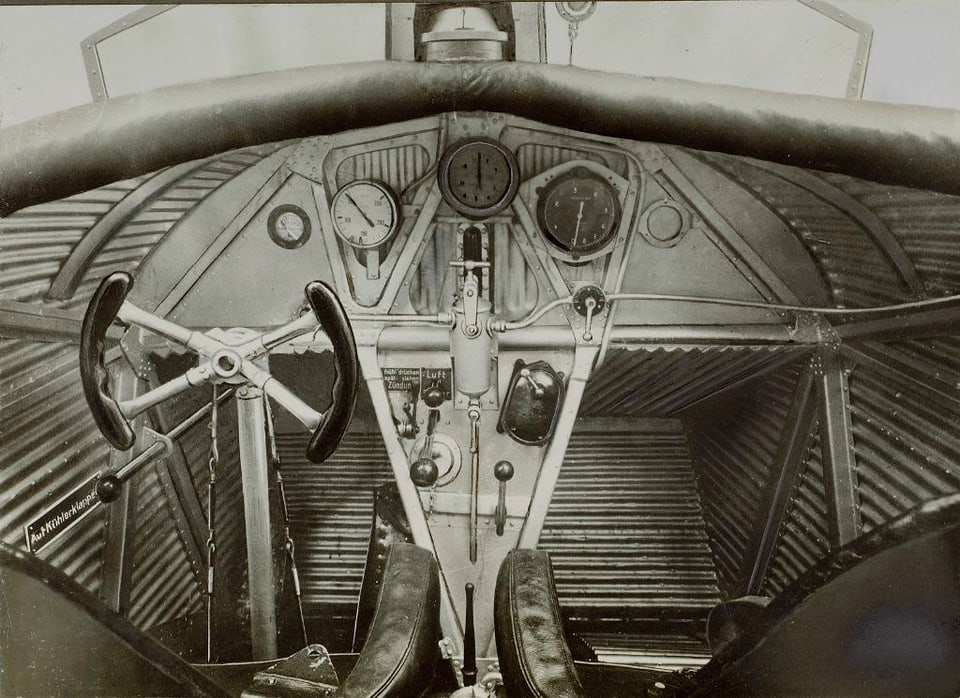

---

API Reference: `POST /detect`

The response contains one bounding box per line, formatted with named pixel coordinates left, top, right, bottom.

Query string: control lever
left=410, top=409, right=441, bottom=488
left=518, top=368, right=545, bottom=397
left=462, top=583, right=478, bottom=687
left=493, top=460, right=514, bottom=536
left=572, top=284, right=607, bottom=343
left=468, top=400, right=481, bottom=563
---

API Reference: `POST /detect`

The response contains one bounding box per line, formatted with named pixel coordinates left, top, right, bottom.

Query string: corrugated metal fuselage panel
left=540, top=423, right=721, bottom=657
left=582, top=346, right=808, bottom=417
left=818, top=172, right=960, bottom=295
left=848, top=339, right=960, bottom=531
left=274, top=432, right=394, bottom=616
left=682, top=361, right=804, bottom=597
left=0, top=340, right=109, bottom=596
left=763, top=430, right=830, bottom=596
left=695, top=151, right=914, bottom=308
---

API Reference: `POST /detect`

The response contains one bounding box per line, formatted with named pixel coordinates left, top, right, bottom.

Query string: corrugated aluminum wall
left=681, top=361, right=804, bottom=597
left=847, top=339, right=960, bottom=531
left=762, top=430, right=829, bottom=596
left=275, top=432, right=393, bottom=615
left=699, top=152, right=913, bottom=307
left=582, top=347, right=807, bottom=417
left=0, top=339, right=110, bottom=594
left=539, top=425, right=720, bottom=659
left=820, top=173, right=960, bottom=295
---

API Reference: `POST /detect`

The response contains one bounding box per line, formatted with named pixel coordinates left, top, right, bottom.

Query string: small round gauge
left=438, top=138, right=520, bottom=220
left=267, top=204, right=311, bottom=249
left=331, top=181, right=399, bottom=249
left=537, top=168, right=620, bottom=259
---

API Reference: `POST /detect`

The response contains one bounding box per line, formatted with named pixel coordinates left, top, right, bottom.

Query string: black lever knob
left=423, top=383, right=445, bottom=409
left=410, top=458, right=439, bottom=488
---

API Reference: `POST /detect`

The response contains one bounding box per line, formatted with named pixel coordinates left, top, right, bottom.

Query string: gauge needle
left=345, top=193, right=376, bottom=227
left=572, top=201, right=585, bottom=249
left=477, top=153, right=482, bottom=188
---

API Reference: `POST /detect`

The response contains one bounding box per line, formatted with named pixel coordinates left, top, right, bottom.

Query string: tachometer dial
left=537, top=168, right=620, bottom=259
left=438, top=138, right=520, bottom=220
left=331, top=180, right=399, bottom=249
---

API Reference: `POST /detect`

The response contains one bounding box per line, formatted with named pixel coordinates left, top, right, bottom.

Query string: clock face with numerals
left=331, top=180, right=399, bottom=249
left=438, top=139, right=520, bottom=220
left=537, top=168, right=620, bottom=259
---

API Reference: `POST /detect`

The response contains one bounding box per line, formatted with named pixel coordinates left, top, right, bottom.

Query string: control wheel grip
left=304, top=280, right=358, bottom=463
left=80, top=272, right=136, bottom=450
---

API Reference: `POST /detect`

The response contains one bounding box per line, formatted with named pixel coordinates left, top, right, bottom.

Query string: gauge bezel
left=536, top=167, right=621, bottom=260
left=331, top=180, right=400, bottom=249
left=267, top=204, right=311, bottom=249
left=438, top=138, right=520, bottom=220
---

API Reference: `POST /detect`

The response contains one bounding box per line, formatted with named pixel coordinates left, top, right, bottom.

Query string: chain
left=205, top=384, right=220, bottom=663
left=264, top=399, right=309, bottom=647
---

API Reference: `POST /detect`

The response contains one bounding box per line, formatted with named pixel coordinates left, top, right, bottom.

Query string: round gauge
left=537, top=168, right=620, bottom=259
left=331, top=181, right=399, bottom=249
left=438, top=138, right=520, bottom=220
left=267, top=204, right=311, bottom=249
left=555, top=1, right=597, bottom=24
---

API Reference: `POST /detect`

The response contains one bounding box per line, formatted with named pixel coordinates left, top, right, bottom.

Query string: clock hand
left=345, top=193, right=376, bottom=227
left=572, top=201, right=585, bottom=249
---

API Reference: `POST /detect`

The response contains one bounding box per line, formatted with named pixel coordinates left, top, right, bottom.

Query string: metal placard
left=24, top=473, right=102, bottom=553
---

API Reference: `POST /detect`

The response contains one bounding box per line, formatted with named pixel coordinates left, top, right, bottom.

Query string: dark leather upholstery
left=690, top=494, right=960, bottom=697
left=494, top=549, right=586, bottom=698
left=4, top=61, right=960, bottom=217
left=338, top=543, right=440, bottom=698
left=353, top=484, right=414, bottom=652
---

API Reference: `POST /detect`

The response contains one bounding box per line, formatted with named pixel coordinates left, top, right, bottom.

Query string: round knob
left=410, top=458, right=439, bottom=487
left=96, top=474, right=122, bottom=503
left=423, top=384, right=445, bottom=409
left=494, top=460, right=515, bottom=482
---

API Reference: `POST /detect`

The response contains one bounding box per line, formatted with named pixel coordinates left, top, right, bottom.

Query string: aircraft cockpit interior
left=1, top=3, right=959, bottom=697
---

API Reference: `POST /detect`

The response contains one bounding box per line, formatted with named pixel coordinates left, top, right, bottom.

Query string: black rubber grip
left=80, top=272, right=136, bottom=450
left=304, top=280, right=358, bottom=464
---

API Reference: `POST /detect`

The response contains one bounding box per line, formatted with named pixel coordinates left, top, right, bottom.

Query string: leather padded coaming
left=337, top=543, right=440, bottom=698
left=494, top=549, right=586, bottom=698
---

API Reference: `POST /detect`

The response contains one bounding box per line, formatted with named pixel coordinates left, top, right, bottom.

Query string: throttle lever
left=304, top=280, right=359, bottom=464
left=80, top=272, right=136, bottom=450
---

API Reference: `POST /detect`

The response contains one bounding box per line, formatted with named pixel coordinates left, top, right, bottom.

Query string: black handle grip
left=80, top=272, right=136, bottom=450
left=304, top=280, right=358, bottom=464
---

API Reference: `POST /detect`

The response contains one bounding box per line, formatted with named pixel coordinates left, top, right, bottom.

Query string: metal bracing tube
left=119, top=365, right=210, bottom=419
left=118, top=301, right=222, bottom=355
left=606, top=292, right=960, bottom=316
left=236, top=387, right=279, bottom=660
left=107, top=389, right=234, bottom=495
left=519, top=345, right=599, bottom=548
left=113, top=441, right=167, bottom=483
left=242, top=312, right=321, bottom=358
left=239, top=360, right=322, bottom=430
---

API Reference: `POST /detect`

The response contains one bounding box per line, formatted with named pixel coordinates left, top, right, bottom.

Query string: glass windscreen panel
left=95, top=4, right=386, bottom=99
left=546, top=1, right=861, bottom=98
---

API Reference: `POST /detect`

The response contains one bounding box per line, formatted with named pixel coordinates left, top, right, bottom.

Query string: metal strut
left=265, top=399, right=310, bottom=647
